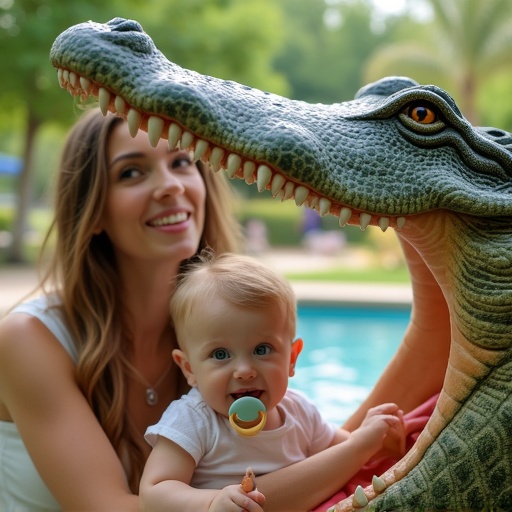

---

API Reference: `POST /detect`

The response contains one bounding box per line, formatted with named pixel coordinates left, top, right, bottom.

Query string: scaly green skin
left=50, top=18, right=512, bottom=511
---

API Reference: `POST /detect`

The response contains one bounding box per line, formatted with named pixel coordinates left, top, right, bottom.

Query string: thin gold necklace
left=130, top=362, right=174, bottom=406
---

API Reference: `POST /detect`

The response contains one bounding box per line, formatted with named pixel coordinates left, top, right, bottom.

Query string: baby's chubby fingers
left=368, top=402, right=401, bottom=416
left=238, top=493, right=265, bottom=512
left=246, top=488, right=266, bottom=507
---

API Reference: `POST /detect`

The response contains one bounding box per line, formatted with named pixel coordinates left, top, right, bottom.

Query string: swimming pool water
left=289, top=305, right=411, bottom=424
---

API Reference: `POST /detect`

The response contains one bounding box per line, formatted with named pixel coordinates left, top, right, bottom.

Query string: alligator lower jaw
left=56, top=67, right=408, bottom=232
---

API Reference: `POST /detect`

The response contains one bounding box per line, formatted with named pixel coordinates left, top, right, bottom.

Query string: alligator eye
left=399, top=102, right=446, bottom=134
left=408, top=105, right=436, bottom=124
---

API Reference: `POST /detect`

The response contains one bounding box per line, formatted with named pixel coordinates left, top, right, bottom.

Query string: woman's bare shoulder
left=0, top=311, right=75, bottom=384
left=0, top=310, right=58, bottom=347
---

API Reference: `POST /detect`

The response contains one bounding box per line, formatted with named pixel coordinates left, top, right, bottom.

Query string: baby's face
left=174, top=298, right=298, bottom=424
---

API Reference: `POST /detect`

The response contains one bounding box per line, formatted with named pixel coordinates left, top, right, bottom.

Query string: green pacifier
left=229, top=396, right=267, bottom=436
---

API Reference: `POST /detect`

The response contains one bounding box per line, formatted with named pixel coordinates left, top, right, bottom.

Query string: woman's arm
left=0, top=314, right=138, bottom=511
left=343, top=237, right=449, bottom=431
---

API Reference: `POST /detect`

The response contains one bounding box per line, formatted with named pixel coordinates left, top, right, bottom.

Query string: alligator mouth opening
left=56, top=68, right=442, bottom=511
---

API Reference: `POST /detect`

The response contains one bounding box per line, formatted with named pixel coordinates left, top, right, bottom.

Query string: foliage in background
left=273, top=0, right=416, bottom=103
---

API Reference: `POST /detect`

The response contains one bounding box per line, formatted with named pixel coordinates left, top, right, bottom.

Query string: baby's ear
left=289, top=338, right=304, bottom=377
left=172, top=349, right=196, bottom=387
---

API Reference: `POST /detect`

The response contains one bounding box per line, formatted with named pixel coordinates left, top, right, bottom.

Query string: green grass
left=284, top=265, right=411, bottom=283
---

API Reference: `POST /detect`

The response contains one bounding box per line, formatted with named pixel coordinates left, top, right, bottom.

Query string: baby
left=140, top=251, right=404, bottom=512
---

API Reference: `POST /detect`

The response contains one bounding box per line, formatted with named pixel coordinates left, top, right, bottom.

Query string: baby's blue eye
left=254, top=344, right=272, bottom=356
left=212, top=348, right=230, bottom=360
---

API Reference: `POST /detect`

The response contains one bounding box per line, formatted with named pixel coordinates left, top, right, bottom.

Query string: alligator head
left=50, top=18, right=512, bottom=511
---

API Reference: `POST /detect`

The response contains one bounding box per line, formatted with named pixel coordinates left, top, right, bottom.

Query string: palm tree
left=363, top=0, right=512, bottom=124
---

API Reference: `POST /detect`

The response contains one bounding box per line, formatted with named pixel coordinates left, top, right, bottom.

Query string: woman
left=0, top=108, right=243, bottom=511
left=0, top=108, right=436, bottom=512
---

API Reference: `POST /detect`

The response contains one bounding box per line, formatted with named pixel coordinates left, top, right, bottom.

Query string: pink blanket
left=313, top=393, right=439, bottom=511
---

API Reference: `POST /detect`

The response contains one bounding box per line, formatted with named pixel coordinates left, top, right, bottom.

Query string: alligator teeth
left=226, top=153, right=241, bottom=178
left=127, top=108, right=141, bottom=138
left=168, top=123, right=182, bottom=149
left=294, top=186, right=309, bottom=206
left=114, top=95, right=125, bottom=115
left=257, top=165, right=272, bottom=192
left=309, top=195, right=319, bottom=209
left=282, top=181, right=295, bottom=201
left=79, top=76, right=91, bottom=94
left=318, top=197, right=331, bottom=216
left=378, top=217, right=390, bottom=232
left=352, top=485, right=369, bottom=508
left=98, top=87, right=111, bottom=116
left=339, top=207, right=352, bottom=227
left=148, top=116, right=164, bottom=147
left=195, top=139, right=209, bottom=161
left=271, top=174, right=286, bottom=196
left=359, top=212, right=372, bottom=230
left=397, top=216, right=406, bottom=228
left=372, top=475, right=386, bottom=493
left=57, top=68, right=64, bottom=88
left=69, top=71, right=78, bottom=88
left=180, top=131, right=194, bottom=150
left=243, top=161, right=256, bottom=184
left=210, top=147, right=224, bottom=172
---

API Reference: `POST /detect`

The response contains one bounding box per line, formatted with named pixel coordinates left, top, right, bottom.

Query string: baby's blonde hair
left=171, top=251, right=297, bottom=343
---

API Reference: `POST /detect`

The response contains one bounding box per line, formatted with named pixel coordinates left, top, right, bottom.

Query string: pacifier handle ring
left=229, top=410, right=267, bottom=436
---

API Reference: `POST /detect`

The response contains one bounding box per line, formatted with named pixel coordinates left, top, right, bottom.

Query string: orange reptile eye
left=408, top=105, right=437, bottom=124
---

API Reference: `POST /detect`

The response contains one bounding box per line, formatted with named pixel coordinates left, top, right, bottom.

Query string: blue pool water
left=289, top=305, right=411, bottom=424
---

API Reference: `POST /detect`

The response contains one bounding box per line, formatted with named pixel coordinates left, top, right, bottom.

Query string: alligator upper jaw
left=55, top=67, right=411, bottom=234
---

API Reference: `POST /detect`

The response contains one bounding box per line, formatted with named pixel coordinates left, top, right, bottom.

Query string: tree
left=362, top=0, right=512, bottom=125
left=272, top=0, right=394, bottom=103
left=0, top=1, right=131, bottom=262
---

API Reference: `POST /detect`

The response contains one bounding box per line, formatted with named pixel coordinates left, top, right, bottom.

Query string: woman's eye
left=211, top=348, right=230, bottom=360
left=119, top=167, right=143, bottom=180
left=254, top=344, right=272, bottom=356
left=171, top=156, right=193, bottom=170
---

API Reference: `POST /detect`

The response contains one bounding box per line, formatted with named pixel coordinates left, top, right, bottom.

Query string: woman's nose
left=152, top=168, right=185, bottom=200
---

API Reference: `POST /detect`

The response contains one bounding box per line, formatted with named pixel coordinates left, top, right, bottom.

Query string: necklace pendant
left=146, top=387, right=158, bottom=406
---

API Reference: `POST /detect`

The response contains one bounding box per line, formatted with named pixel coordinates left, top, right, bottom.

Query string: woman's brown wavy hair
left=37, top=107, right=242, bottom=492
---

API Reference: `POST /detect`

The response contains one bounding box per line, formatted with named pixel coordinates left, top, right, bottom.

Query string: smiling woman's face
left=97, top=121, right=206, bottom=267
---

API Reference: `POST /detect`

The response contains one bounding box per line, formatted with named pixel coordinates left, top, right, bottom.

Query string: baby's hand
left=355, top=403, right=405, bottom=460
left=380, top=406, right=405, bottom=459
left=208, top=483, right=265, bottom=512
